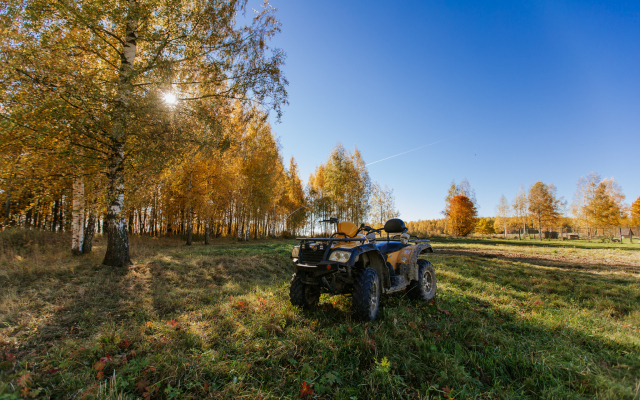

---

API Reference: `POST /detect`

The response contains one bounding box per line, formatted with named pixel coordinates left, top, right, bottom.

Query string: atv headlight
left=291, top=245, right=300, bottom=259
left=329, top=250, right=351, bottom=263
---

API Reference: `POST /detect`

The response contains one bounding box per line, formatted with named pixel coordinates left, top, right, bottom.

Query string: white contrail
left=366, top=138, right=451, bottom=166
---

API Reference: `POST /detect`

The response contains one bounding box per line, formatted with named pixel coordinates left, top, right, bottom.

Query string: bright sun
left=163, top=93, right=177, bottom=104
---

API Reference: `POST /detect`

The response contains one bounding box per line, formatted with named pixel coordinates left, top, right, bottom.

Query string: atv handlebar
left=358, top=223, right=381, bottom=235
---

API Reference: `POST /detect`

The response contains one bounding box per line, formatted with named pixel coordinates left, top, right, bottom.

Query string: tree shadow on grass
left=403, top=292, right=640, bottom=399
left=1, top=240, right=295, bottom=349
left=146, top=243, right=294, bottom=317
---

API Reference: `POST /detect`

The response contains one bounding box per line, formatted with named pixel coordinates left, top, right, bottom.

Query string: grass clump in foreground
left=0, top=229, right=639, bottom=399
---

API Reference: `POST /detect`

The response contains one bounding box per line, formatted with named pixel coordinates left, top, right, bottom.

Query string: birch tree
left=369, top=183, right=399, bottom=228
left=587, top=182, right=622, bottom=232
left=528, top=182, right=564, bottom=240
left=3, top=0, right=288, bottom=266
left=443, top=178, right=477, bottom=217
left=495, top=194, right=510, bottom=238
left=572, top=173, right=600, bottom=236
left=572, top=173, right=626, bottom=237
left=285, top=158, right=306, bottom=236
left=71, top=175, right=85, bottom=254
left=512, top=185, right=528, bottom=239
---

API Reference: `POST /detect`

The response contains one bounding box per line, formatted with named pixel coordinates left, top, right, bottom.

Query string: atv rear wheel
left=352, top=267, right=381, bottom=321
left=408, top=259, right=436, bottom=301
left=289, top=272, right=320, bottom=309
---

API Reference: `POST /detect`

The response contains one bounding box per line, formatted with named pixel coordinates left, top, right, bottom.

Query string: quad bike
left=289, top=218, right=436, bottom=321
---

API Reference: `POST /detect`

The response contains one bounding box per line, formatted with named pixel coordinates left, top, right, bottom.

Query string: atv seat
left=334, top=221, right=359, bottom=238
left=375, top=241, right=407, bottom=255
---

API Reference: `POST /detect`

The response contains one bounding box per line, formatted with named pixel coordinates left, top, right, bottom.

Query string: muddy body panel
left=393, top=242, right=433, bottom=281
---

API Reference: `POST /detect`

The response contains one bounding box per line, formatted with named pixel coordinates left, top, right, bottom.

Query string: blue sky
left=260, top=0, right=640, bottom=221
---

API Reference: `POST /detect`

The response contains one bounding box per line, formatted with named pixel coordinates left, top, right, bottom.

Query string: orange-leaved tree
left=446, top=195, right=477, bottom=236
left=587, top=182, right=622, bottom=231
left=631, top=195, right=640, bottom=226
left=528, top=182, right=564, bottom=240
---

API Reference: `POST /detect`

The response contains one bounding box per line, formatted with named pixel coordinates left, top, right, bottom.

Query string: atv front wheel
left=352, top=267, right=381, bottom=321
left=289, top=272, right=320, bottom=309
left=408, top=259, right=437, bottom=301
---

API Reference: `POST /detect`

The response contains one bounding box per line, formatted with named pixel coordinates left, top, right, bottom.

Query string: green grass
left=0, top=229, right=639, bottom=399
left=432, top=236, right=640, bottom=250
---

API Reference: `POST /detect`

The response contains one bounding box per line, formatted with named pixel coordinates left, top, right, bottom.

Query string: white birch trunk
left=186, top=172, right=193, bottom=245
left=71, top=176, right=85, bottom=255
left=83, top=212, right=97, bottom=253
left=102, top=5, right=137, bottom=267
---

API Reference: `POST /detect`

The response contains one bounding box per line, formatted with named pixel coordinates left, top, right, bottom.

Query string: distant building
left=620, top=228, right=634, bottom=239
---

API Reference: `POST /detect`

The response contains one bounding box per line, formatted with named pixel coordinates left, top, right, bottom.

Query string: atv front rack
left=295, top=237, right=367, bottom=266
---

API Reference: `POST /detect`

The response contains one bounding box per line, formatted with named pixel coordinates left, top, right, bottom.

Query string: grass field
left=1, top=229, right=639, bottom=399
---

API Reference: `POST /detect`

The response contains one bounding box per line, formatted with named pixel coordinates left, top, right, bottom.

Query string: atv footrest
left=391, top=275, right=406, bottom=286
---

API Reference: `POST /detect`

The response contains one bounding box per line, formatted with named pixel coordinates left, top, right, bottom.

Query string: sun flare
left=163, top=93, right=177, bottom=104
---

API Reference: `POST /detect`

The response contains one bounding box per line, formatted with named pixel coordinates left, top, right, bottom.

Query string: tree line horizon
left=411, top=174, right=640, bottom=240
left=2, top=0, right=639, bottom=270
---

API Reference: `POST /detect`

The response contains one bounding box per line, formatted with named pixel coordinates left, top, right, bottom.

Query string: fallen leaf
left=136, top=377, right=150, bottom=394
left=17, top=373, right=31, bottom=388
left=299, top=381, right=314, bottom=398
left=94, top=361, right=105, bottom=372
left=439, top=308, right=452, bottom=316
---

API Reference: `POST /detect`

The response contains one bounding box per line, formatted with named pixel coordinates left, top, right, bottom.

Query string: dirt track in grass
left=436, top=244, right=640, bottom=274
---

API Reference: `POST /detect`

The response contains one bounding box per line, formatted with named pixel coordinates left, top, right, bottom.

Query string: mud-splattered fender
left=396, top=243, right=433, bottom=281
